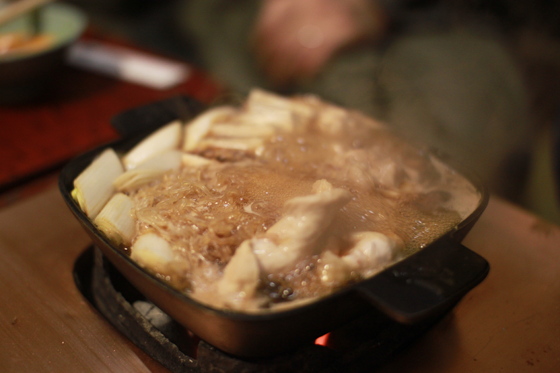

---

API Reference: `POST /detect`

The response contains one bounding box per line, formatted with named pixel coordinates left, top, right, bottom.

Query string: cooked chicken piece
left=250, top=237, right=303, bottom=275
left=311, top=179, right=335, bottom=194
left=217, top=240, right=260, bottom=308
left=374, top=161, right=402, bottom=189
left=348, top=111, right=384, bottom=130
left=400, top=161, right=441, bottom=193
left=253, top=180, right=352, bottom=274
left=184, top=106, right=238, bottom=151
left=315, top=104, right=352, bottom=136
left=319, top=250, right=352, bottom=287
left=333, top=147, right=440, bottom=193
left=331, top=149, right=404, bottom=189
left=342, top=232, right=401, bottom=278
left=299, top=94, right=384, bottom=134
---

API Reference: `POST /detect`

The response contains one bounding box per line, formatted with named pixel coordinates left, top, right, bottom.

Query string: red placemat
left=0, top=31, right=223, bottom=191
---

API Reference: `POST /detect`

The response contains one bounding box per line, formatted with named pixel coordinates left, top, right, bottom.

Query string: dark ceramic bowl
left=59, top=96, right=489, bottom=357
left=0, top=3, right=87, bottom=103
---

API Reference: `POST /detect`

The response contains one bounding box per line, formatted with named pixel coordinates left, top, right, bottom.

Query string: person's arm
left=252, top=0, right=388, bottom=87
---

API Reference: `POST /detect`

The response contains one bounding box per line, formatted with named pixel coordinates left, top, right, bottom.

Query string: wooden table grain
left=0, top=187, right=170, bottom=373
left=1, top=186, right=559, bottom=372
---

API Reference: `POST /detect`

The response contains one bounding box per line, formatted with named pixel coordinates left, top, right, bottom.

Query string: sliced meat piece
left=254, top=180, right=352, bottom=274
left=342, top=231, right=401, bottom=278
left=217, top=240, right=260, bottom=308
left=319, top=250, right=352, bottom=287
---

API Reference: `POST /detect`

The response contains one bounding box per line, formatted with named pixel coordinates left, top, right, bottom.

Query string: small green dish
left=0, top=2, right=87, bottom=103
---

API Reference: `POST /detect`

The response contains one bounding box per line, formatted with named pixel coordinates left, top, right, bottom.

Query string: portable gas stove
left=74, top=247, right=440, bottom=373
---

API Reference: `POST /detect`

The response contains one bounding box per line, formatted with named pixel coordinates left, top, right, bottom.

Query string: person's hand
left=252, top=0, right=386, bottom=87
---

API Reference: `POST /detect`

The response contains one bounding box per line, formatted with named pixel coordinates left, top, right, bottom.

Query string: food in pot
left=0, top=32, right=54, bottom=56
left=72, top=89, right=481, bottom=312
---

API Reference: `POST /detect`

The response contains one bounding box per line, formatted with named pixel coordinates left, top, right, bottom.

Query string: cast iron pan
left=60, top=96, right=490, bottom=357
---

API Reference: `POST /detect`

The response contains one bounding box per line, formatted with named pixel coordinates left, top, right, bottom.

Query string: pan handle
left=110, top=96, right=204, bottom=137
left=355, top=237, right=489, bottom=324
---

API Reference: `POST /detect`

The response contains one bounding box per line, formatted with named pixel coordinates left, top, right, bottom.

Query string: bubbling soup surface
left=121, top=90, right=480, bottom=312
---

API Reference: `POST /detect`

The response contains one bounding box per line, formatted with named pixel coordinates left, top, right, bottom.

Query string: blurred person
left=251, top=0, right=387, bottom=87
left=176, top=0, right=534, bottom=199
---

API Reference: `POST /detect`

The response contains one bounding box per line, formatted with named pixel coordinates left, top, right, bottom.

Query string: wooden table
left=1, top=187, right=559, bottom=372
left=0, top=187, right=170, bottom=372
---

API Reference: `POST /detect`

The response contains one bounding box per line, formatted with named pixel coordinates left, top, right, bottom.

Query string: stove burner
left=73, top=247, right=438, bottom=373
